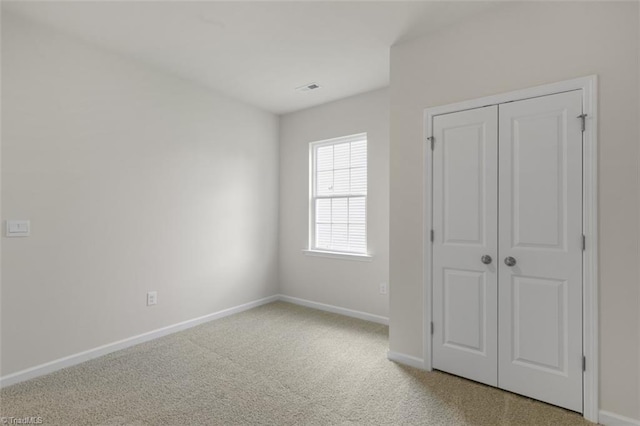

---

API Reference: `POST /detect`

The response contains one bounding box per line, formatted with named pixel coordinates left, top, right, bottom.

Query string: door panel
left=443, top=268, right=486, bottom=354
left=498, top=91, right=583, bottom=412
left=432, top=106, right=498, bottom=386
left=512, top=112, right=566, bottom=249
left=442, top=124, right=487, bottom=246
left=511, top=276, right=568, bottom=374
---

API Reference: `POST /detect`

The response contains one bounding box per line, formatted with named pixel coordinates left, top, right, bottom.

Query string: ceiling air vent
left=295, top=82, right=321, bottom=92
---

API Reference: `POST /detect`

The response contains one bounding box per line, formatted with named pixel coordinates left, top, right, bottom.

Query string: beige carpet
left=1, top=301, right=593, bottom=425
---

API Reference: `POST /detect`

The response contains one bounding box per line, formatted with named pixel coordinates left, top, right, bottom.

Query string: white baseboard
left=277, top=294, right=389, bottom=325
left=387, top=351, right=426, bottom=370
left=0, top=295, right=279, bottom=388
left=5, top=292, right=630, bottom=426
left=1, top=294, right=387, bottom=388
left=599, top=411, right=640, bottom=426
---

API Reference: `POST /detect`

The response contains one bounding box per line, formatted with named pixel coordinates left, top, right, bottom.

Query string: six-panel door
left=431, top=91, right=584, bottom=413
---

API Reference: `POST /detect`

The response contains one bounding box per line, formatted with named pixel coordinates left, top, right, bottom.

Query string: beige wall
left=279, top=89, right=389, bottom=317
left=1, top=13, right=279, bottom=376
left=389, top=1, right=639, bottom=420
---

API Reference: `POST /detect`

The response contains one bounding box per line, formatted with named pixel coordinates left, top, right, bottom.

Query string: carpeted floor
left=1, top=301, right=593, bottom=425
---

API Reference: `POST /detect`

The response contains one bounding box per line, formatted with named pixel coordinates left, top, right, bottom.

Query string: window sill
left=303, top=249, right=372, bottom=262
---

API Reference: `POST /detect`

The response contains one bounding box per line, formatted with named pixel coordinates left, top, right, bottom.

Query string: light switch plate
left=6, top=220, right=30, bottom=237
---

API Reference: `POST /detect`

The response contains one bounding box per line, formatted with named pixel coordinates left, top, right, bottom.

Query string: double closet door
left=431, top=90, right=584, bottom=412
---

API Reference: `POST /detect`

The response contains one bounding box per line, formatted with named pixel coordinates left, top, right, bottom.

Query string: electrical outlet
left=379, top=282, right=388, bottom=295
left=147, top=291, right=158, bottom=306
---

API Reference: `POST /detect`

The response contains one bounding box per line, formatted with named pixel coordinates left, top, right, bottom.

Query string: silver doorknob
left=504, top=256, right=517, bottom=267
left=481, top=255, right=492, bottom=265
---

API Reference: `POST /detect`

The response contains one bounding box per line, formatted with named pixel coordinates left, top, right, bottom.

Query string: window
left=310, top=133, right=367, bottom=255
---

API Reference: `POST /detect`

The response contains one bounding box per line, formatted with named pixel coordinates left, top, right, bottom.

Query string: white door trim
left=422, top=75, right=598, bottom=422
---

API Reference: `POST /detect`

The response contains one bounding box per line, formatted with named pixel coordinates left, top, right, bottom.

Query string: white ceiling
left=3, top=1, right=499, bottom=114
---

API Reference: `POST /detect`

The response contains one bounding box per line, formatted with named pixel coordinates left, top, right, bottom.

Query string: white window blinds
left=310, top=134, right=367, bottom=254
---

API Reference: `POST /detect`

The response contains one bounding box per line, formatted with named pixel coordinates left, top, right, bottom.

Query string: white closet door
left=497, top=90, right=583, bottom=412
left=432, top=106, right=498, bottom=386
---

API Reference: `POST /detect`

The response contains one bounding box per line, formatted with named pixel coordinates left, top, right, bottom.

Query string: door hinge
left=578, top=114, right=587, bottom=132
left=431, top=322, right=434, bottom=335
left=430, top=230, right=434, bottom=242
left=582, top=356, right=586, bottom=372
left=427, top=136, right=435, bottom=150
left=582, top=234, right=586, bottom=251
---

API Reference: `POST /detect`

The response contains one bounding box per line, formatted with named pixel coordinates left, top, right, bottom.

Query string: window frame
left=307, top=133, right=370, bottom=259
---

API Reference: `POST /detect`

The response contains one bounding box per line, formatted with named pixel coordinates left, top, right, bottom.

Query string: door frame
left=422, top=75, right=598, bottom=422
